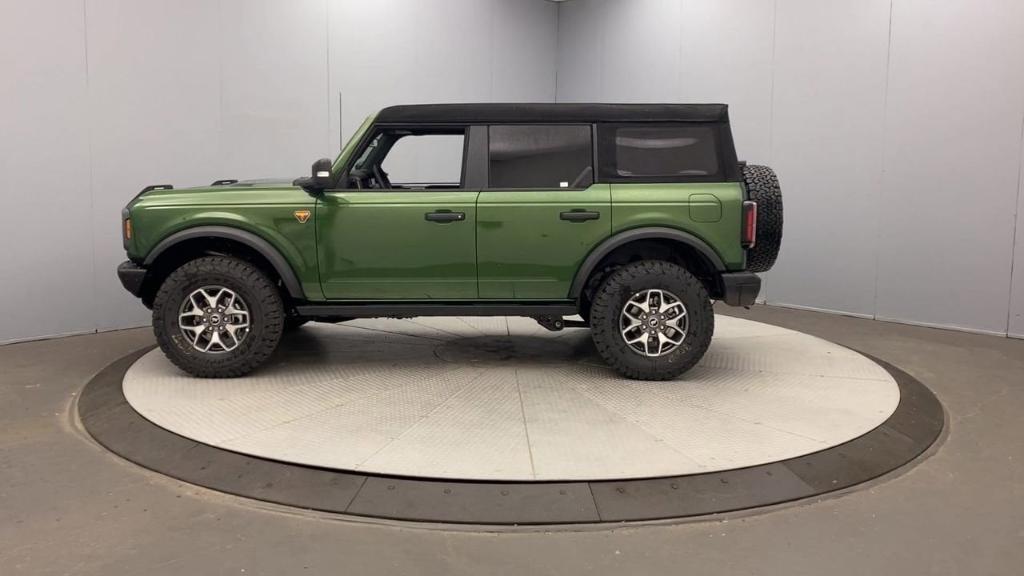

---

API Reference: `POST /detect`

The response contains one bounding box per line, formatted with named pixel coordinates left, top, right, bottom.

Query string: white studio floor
left=123, top=315, right=900, bottom=481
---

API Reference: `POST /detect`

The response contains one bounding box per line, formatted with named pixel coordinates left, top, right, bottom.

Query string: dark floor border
left=78, top=347, right=944, bottom=525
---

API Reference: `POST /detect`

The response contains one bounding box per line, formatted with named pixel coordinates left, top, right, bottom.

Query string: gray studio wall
left=4, top=0, right=1022, bottom=343
left=556, top=0, right=1024, bottom=338
left=0, top=0, right=557, bottom=344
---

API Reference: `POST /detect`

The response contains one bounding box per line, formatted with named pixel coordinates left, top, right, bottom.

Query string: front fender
left=143, top=225, right=307, bottom=299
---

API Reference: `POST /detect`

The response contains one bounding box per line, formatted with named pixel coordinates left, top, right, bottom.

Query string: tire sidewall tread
left=743, top=164, right=783, bottom=273
left=152, top=256, right=284, bottom=378
left=590, top=260, right=714, bottom=381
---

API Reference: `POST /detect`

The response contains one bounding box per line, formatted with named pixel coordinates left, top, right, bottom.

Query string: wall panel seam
left=82, top=0, right=99, bottom=335
left=325, top=0, right=332, bottom=153
left=871, top=0, right=896, bottom=322
left=1007, top=113, right=1024, bottom=333
left=766, top=0, right=778, bottom=167
left=554, top=0, right=562, bottom=100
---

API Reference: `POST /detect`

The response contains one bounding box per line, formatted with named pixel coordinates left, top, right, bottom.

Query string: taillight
left=124, top=218, right=133, bottom=241
left=742, top=201, right=757, bottom=248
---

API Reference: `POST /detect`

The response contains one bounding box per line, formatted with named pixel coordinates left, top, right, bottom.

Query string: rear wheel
left=590, top=261, right=714, bottom=380
left=152, top=256, right=285, bottom=378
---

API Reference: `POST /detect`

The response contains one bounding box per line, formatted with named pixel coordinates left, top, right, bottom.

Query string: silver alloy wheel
left=178, top=286, right=251, bottom=353
left=619, top=288, right=688, bottom=357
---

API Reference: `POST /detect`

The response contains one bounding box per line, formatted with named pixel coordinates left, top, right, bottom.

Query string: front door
left=476, top=124, right=611, bottom=299
left=317, top=127, right=479, bottom=299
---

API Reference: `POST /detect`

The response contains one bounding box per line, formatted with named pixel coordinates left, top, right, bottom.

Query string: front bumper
left=719, top=272, right=761, bottom=307
left=117, top=261, right=147, bottom=298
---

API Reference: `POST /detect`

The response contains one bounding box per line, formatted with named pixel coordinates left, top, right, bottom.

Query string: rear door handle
left=425, top=210, right=466, bottom=223
left=560, top=209, right=601, bottom=222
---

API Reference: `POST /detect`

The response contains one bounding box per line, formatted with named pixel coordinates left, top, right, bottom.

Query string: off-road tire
left=590, top=261, right=714, bottom=380
left=742, top=164, right=783, bottom=272
left=152, top=256, right=285, bottom=378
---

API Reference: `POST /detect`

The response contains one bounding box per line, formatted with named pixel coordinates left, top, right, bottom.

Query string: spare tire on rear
left=742, top=164, right=783, bottom=272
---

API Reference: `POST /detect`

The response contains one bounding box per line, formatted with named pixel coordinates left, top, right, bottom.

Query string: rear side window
left=488, top=125, right=593, bottom=189
left=598, top=124, right=721, bottom=181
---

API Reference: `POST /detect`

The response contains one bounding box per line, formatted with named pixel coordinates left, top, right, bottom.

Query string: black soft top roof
left=376, top=103, right=729, bottom=125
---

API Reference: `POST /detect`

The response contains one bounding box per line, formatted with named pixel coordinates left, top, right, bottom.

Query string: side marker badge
left=294, top=210, right=311, bottom=224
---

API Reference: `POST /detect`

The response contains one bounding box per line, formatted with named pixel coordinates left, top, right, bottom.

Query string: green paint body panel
left=610, top=182, right=746, bottom=271
left=123, top=110, right=749, bottom=305
left=127, top=184, right=323, bottom=299
left=477, top=184, right=611, bottom=299
left=316, top=190, right=480, bottom=299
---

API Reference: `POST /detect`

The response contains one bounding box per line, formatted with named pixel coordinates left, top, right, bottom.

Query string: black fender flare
left=569, top=227, right=726, bottom=299
left=144, top=226, right=305, bottom=299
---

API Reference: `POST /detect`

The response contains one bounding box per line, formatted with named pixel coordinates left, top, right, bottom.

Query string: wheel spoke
left=644, top=334, right=658, bottom=356
left=619, top=288, right=689, bottom=358
left=668, top=313, right=686, bottom=328
left=659, top=330, right=683, bottom=346
left=189, top=292, right=207, bottom=311
left=179, top=286, right=250, bottom=354
left=225, top=322, right=246, bottom=340
left=201, top=289, right=220, bottom=310
left=661, top=300, right=685, bottom=316
left=622, top=329, right=647, bottom=345
left=621, top=308, right=643, bottom=327
left=630, top=297, right=650, bottom=314
left=203, top=330, right=224, bottom=352
left=183, top=324, right=205, bottom=345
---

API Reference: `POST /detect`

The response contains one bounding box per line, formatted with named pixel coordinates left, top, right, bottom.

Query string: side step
left=294, top=302, right=578, bottom=319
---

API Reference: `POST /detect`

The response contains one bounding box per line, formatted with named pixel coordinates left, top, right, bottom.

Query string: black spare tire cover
left=742, top=164, right=783, bottom=273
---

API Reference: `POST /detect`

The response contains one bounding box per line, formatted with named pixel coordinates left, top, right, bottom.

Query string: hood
left=133, top=177, right=297, bottom=199
left=126, top=177, right=304, bottom=209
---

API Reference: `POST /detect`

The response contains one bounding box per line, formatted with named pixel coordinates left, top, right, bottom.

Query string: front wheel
left=590, top=261, right=714, bottom=380
left=152, top=256, right=285, bottom=378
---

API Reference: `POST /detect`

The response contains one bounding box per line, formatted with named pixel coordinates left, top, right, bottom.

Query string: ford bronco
left=117, top=103, right=783, bottom=380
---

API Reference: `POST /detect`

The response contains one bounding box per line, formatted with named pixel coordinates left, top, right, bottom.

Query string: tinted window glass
left=489, top=125, right=593, bottom=189
left=601, top=124, right=720, bottom=180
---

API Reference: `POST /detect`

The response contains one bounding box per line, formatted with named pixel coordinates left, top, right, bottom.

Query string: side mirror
left=293, top=158, right=334, bottom=192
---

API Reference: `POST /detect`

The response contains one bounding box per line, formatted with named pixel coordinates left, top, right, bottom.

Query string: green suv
left=117, top=103, right=782, bottom=380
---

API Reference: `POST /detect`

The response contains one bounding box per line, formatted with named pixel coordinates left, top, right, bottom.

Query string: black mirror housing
left=294, top=158, right=334, bottom=192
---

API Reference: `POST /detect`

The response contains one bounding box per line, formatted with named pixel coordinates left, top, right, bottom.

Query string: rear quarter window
left=598, top=124, right=722, bottom=182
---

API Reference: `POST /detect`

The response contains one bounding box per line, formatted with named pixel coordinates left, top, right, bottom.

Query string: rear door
left=476, top=124, right=611, bottom=299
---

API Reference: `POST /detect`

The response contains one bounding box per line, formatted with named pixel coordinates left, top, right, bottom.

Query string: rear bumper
left=117, top=261, right=147, bottom=298
left=719, top=272, right=761, bottom=307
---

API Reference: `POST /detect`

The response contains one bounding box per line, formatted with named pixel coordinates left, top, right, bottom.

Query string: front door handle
left=560, top=209, right=601, bottom=222
left=425, top=210, right=466, bottom=223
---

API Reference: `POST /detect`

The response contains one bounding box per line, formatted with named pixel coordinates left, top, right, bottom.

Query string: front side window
left=488, top=125, right=593, bottom=189
left=347, top=128, right=465, bottom=190
left=599, top=124, right=721, bottom=181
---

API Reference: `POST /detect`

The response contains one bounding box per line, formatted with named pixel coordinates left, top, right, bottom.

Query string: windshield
left=332, top=113, right=377, bottom=174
